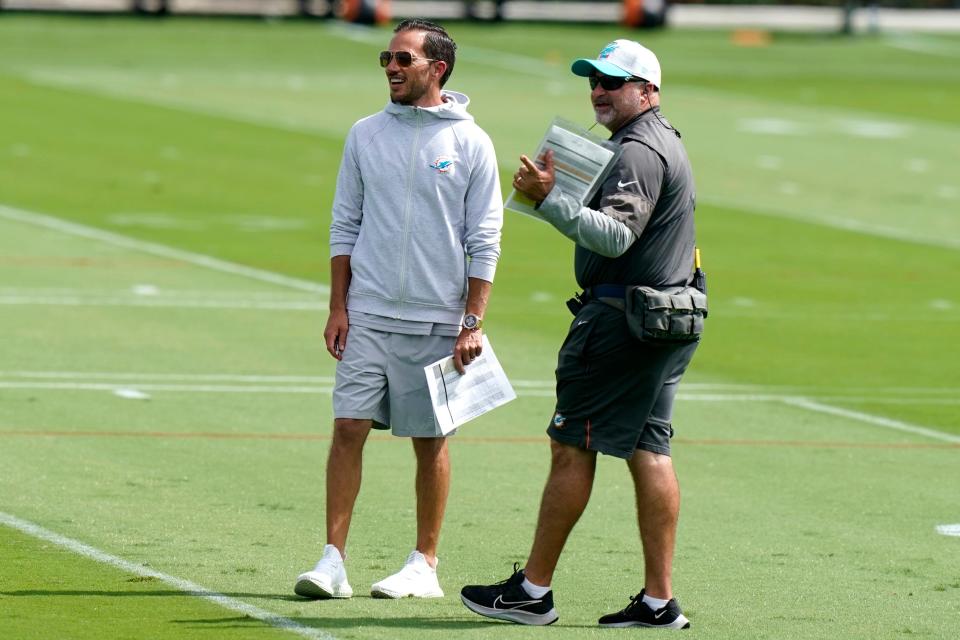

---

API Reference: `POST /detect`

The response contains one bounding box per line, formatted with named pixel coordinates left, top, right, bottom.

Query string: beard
left=389, top=73, right=430, bottom=106
left=593, top=91, right=644, bottom=132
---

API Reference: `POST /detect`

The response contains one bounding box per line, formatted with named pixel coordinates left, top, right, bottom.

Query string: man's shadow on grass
left=1, top=589, right=514, bottom=630
left=174, top=614, right=496, bottom=631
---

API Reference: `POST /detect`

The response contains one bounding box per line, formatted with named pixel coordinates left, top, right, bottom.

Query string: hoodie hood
left=384, top=90, right=474, bottom=121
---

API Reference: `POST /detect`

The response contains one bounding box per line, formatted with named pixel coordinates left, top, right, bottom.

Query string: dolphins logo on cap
left=598, top=42, right=619, bottom=60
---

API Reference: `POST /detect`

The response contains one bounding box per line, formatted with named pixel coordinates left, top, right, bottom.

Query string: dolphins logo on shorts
left=552, top=412, right=566, bottom=429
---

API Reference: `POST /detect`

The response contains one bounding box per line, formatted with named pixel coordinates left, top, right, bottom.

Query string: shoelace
left=491, top=562, right=524, bottom=586
left=623, top=593, right=647, bottom=614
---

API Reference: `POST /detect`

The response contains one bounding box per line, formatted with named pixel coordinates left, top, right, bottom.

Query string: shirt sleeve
left=535, top=142, right=664, bottom=257
left=329, top=127, right=363, bottom=258
left=463, top=130, right=503, bottom=283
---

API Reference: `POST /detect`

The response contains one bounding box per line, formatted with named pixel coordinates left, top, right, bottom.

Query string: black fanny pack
left=586, top=283, right=707, bottom=343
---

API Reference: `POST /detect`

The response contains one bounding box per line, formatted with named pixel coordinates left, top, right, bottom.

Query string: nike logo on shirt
left=617, top=179, right=639, bottom=189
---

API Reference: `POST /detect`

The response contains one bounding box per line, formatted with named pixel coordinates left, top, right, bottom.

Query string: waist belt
left=584, top=283, right=708, bottom=343
left=589, top=284, right=626, bottom=299
left=585, top=284, right=627, bottom=311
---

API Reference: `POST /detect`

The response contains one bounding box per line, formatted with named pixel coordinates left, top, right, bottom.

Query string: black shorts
left=547, top=301, right=699, bottom=459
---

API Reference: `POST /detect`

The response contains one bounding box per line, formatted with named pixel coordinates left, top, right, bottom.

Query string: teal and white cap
left=571, top=39, right=662, bottom=89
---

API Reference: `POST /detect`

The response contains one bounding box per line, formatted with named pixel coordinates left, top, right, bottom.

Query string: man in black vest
left=461, top=39, right=700, bottom=629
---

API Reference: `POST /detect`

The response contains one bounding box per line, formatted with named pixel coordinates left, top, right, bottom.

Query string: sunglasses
left=379, top=50, right=438, bottom=68
left=589, top=75, right=646, bottom=91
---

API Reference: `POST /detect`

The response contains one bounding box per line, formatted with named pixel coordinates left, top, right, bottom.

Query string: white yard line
left=12, top=65, right=958, bottom=250
left=782, top=398, right=960, bottom=444
left=0, top=293, right=325, bottom=310
left=1, top=378, right=958, bottom=407
left=0, top=512, right=335, bottom=640
left=4, top=204, right=956, bottom=441
left=322, top=21, right=562, bottom=74
left=4, top=372, right=960, bottom=397
left=0, top=205, right=328, bottom=295
left=1, top=371, right=338, bottom=383
left=700, top=194, right=960, bottom=252
left=0, top=381, right=333, bottom=394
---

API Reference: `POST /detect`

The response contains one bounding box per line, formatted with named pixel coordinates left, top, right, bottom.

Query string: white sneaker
left=294, top=544, right=353, bottom=599
left=370, top=550, right=444, bottom=599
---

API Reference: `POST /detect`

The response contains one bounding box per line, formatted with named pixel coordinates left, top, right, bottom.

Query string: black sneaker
left=460, top=564, right=559, bottom=626
left=598, top=590, right=691, bottom=629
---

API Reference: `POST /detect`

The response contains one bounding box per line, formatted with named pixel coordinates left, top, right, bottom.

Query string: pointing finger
left=520, top=155, right=540, bottom=173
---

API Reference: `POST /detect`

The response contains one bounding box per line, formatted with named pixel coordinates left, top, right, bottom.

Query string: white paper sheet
left=424, top=335, right=517, bottom=435
left=505, top=117, right=622, bottom=221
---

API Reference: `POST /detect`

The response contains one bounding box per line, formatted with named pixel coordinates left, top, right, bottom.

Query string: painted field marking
left=782, top=398, right=960, bottom=444
left=0, top=292, right=326, bottom=310
left=1, top=371, right=339, bottom=383
left=0, top=205, right=328, bottom=295
left=323, top=22, right=563, bottom=76
left=1, top=429, right=958, bottom=451
left=2, top=378, right=959, bottom=409
left=2, top=372, right=959, bottom=402
left=0, top=381, right=333, bottom=394
left=13, top=66, right=958, bottom=251
left=0, top=512, right=334, bottom=640
left=5, top=372, right=960, bottom=394
left=885, top=34, right=960, bottom=58
left=3, top=205, right=955, bottom=441
left=935, top=524, right=960, bottom=537
left=112, top=388, right=151, bottom=400
left=701, top=194, right=960, bottom=251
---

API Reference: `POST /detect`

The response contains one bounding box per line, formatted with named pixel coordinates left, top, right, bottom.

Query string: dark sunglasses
left=589, top=75, right=645, bottom=91
left=379, top=50, right=438, bottom=68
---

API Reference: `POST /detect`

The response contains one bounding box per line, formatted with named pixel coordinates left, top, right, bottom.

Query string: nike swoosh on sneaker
left=493, top=595, right=542, bottom=609
left=617, top=179, right=639, bottom=189
left=654, top=609, right=669, bottom=619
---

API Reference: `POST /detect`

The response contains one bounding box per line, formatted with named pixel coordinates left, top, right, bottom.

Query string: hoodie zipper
left=395, top=108, right=422, bottom=318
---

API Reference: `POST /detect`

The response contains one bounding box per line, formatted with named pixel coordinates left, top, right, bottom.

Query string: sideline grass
left=1, top=14, right=959, bottom=640
left=2, top=201, right=958, bottom=640
left=0, top=525, right=299, bottom=640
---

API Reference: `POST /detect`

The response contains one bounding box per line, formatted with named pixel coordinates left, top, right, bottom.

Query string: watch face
left=463, top=314, right=480, bottom=330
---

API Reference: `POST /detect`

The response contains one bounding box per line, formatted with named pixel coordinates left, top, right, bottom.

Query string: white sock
left=522, top=577, right=551, bottom=598
left=322, top=544, right=344, bottom=562
left=642, top=593, right=670, bottom=610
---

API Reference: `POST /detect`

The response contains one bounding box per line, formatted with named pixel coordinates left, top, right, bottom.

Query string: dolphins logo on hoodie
left=429, top=156, right=454, bottom=173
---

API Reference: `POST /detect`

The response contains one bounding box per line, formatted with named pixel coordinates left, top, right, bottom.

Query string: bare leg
left=523, top=440, right=597, bottom=586
left=627, top=449, right=680, bottom=599
left=412, top=437, right=450, bottom=568
left=325, top=418, right=373, bottom=556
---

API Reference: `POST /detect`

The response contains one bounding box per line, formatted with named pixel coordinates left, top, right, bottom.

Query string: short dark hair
left=394, top=19, right=456, bottom=87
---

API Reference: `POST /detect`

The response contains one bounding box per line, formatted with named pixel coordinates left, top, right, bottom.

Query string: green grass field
left=1, top=14, right=959, bottom=640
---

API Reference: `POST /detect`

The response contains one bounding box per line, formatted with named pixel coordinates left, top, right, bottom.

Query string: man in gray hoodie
left=294, top=19, right=503, bottom=601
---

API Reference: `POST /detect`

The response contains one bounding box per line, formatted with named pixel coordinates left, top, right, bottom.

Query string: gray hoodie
left=330, top=91, right=503, bottom=326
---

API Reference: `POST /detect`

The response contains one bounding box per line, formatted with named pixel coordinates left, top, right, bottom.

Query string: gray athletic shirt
left=579, top=108, right=696, bottom=288
left=536, top=108, right=697, bottom=289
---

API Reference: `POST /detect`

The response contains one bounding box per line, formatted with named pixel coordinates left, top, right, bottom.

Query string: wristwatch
left=462, top=313, right=483, bottom=331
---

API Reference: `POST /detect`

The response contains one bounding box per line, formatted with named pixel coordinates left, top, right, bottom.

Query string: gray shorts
left=547, top=301, right=698, bottom=459
left=333, top=324, right=456, bottom=438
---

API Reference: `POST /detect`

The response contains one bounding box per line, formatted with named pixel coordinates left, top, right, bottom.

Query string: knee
left=631, top=449, right=672, bottom=469
left=549, top=439, right=595, bottom=470
left=331, top=419, right=370, bottom=453
left=628, top=449, right=676, bottom=484
left=412, top=437, right=448, bottom=462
